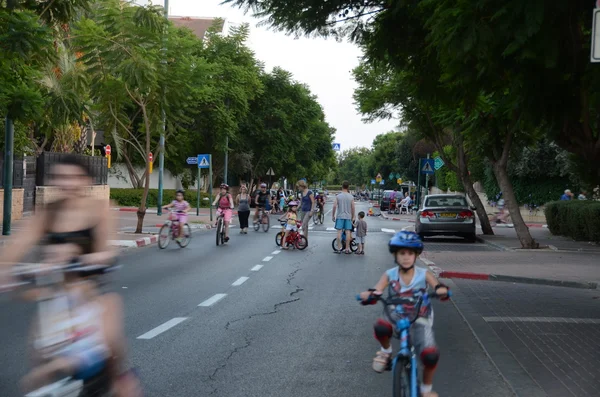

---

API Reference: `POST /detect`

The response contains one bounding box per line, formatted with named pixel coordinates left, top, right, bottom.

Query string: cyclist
left=163, top=189, right=190, bottom=242
left=253, top=183, right=270, bottom=224
left=358, top=231, right=449, bottom=397
left=315, top=191, right=325, bottom=213
left=0, top=154, right=140, bottom=396
left=280, top=201, right=299, bottom=250
left=212, top=183, right=234, bottom=242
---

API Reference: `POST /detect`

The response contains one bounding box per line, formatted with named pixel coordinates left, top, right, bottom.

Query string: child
left=212, top=183, right=234, bottom=242
left=359, top=231, right=449, bottom=397
left=354, top=211, right=367, bottom=255
left=281, top=201, right=299, bottom=250
left=163, top=189, right=190, bottom=242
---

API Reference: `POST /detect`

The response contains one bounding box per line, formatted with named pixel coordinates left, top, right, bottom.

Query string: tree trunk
left=455, top=139, right=494, bottom=235
left=136, top=103, right=152, bottom=234
left=492, top=161, right=538, bottom=249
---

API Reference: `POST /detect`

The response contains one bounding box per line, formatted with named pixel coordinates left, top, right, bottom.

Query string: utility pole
left=157, top=0, right=169, bottom=216
left=224, top=99, right=230, bottom=184
left=2, top=118, right=14, bottom=235
left=3, top=0, right=16, bottom=235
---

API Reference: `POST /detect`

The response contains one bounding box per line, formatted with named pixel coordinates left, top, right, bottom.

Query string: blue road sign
left=380, top=180, right=385, bottom=185
left=420, top=158, right=435, bottom=175
left=332, top=143, right=341, bottom=151
left=434, top=156, right=445, bottom=170
left=186, top=157, right=198, bottom=165
left=197, top=154, right=211, bottom=169
left=371, top=179, right=376, bottom=184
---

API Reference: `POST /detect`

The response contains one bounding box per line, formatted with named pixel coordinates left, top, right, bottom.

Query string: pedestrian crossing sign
left=332, top=143, right=341, bottom=151
left=420, top=158, right=435, bottom=174
left=197, top=154, right=210, bottom=169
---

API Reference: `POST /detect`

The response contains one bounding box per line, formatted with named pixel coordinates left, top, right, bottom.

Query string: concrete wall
left=107, top=163, right=198, bottom=190
left=0, top=188, right=25, bottom=221
left=35, top=185, right=110, bottom=210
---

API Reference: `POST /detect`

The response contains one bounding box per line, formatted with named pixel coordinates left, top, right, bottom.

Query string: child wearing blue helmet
left=359, top=231, right=449, bottom=397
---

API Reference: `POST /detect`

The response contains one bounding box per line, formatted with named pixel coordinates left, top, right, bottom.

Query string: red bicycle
left=278, top=221, right=308, bottom=250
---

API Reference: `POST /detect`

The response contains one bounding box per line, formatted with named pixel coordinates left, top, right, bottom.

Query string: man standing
left=298, top=180, right=315, bottom=240
left=332, top=181, right=355, bottom=254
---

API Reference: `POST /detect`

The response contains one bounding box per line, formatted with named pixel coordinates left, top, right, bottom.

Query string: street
left=1, top=201, right=598, bottom=396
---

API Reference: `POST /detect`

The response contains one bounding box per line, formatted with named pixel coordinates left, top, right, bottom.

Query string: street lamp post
left=3, top=0, right=16, bottom=235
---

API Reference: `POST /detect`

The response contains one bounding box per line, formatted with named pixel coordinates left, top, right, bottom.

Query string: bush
left=544, top=200, right=600, bottom=242
left=110, top=188, right=212, bottom=208
left=325, top=185, right=357, bottom=191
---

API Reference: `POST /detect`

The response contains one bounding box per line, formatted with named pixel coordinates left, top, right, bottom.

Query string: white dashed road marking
left=198, top=293, right=227, bottom=307
left=263, top=256, right=273, bottom=262
left=326, top=227, right=336, bottom=231
left=381, top=228, right=396, bottom=233
left=231, top=277, right=249, bottom=286
left=271, top=250, right=281, bottom=255
left=137, top=317, right=188, bottom=339
left=251, top=265, right=263, bottom=271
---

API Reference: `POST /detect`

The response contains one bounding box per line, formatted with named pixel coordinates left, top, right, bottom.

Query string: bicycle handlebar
left=355, top=290, right=452, bottom=326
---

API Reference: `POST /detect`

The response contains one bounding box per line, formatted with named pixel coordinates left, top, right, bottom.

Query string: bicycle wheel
left=275, top=230, right=284, bottom=246
left=318, top=210, right=324, bottom=224
left=177, top=224, right=192, bottom=247
left=261, top=214, right=270, bottom=232
left=392, top=358, right=411, bottom=397
left=313, top=211, right=319, bottom=225
left=216, top=218, right=223, bottom=246
left=254, top=213, right=261, bottom=231
left=158, top=224, right=171, bottom=249
left=295, top=235, right=308, bottom=250
left=331, top=237, right=340, bottom=252
left=350, top=238, right=358, bottom=252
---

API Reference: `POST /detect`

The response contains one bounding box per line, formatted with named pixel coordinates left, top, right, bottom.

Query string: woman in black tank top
left=0, top=155, right=141, bottom=396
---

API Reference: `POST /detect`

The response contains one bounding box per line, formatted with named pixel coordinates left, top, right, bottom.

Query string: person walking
left=236, top=184, right=251, bottom=234
left=297, top=180, right=315, bottom=240
left=332, top=180, right=356, bottom=254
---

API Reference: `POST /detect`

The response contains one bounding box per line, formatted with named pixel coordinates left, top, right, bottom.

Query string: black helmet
left=176, top=189, right=185, bottom=195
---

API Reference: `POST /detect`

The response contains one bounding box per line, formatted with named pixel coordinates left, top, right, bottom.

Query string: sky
left=154, top=0, right=399, bottom=151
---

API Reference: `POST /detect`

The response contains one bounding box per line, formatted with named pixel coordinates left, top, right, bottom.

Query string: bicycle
left=278, top=221, right=308, bottom=250
left=2, top=261, right=124, bottom=397
left=275, top=221, right=286, bottom=246
left=356, top=291, right=451, bottom=397
left=158, top=209, right=191, bottom=249
left=215, top=210, right=226, bottom=246
left=313, top=205, right=324, bottom=225
left=331, top=231, right=358, bottom=253
left=254, top=207, right=270, bottom=232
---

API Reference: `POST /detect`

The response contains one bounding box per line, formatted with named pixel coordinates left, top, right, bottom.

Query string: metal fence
left=35, top=152, right=108, bottom=186
left=0, top=155, right=26, bottom=188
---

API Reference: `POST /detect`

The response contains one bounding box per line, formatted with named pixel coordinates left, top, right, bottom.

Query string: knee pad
left=420, top=347, right=440, bottom=369
left=373, top=319, right=393, bottom=342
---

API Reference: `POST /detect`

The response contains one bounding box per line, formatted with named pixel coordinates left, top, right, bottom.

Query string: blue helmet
left=389, top=231, right=424, bottom=254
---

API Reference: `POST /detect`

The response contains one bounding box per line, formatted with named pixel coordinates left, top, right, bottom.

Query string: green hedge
left=545, top=200, right=600, bottom=242
left=110, top=188, right=212, bottom=208
left=325, top=185, right=357, bottom=191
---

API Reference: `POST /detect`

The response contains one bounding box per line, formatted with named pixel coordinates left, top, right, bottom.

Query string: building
left=168, top=16, right=226, bottom=40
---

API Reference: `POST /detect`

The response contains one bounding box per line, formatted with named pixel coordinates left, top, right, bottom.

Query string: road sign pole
left=209, top=156, right=213, bottom=222
left=196, top=168, right=200, bottom=216
left=2, top=117, right=14, bottom=235
left=224, top=135, right=228, bottom=184
left=157, top=134, right=165, bottom=216
left=417, top=159, right=422, bottom=207
left=425, top=153, right=430, bottom=198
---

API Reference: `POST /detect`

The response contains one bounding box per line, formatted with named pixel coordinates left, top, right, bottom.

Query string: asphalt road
left=0, top=201, right=535, bottom=397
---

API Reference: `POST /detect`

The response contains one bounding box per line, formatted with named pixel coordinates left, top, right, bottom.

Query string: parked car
left=415, top=194, right=477, bottom=242
left=380, top=190, right=395, bottom=211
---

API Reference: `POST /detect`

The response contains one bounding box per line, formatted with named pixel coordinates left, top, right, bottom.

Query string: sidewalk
left=0, top=210, right=218, bottom=249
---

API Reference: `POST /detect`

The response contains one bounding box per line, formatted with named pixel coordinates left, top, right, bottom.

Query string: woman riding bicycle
left=163, top=189, right=190, bottom=242
left=212, top=183, right=234, bottom=242
left=0, top=154, right=140, bottom=396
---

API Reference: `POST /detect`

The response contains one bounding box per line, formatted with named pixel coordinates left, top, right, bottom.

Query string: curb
left=379, top=213, right=416, bottom=222
left=420, top=259, right=597, bottom=290
left=475, top=236, right=513, bottom=252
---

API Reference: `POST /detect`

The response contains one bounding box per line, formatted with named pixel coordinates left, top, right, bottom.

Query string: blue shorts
left=335, top=218, right=353, bottom=231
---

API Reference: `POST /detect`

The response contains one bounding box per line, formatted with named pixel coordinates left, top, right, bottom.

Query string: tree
left=74, top=0, right=196, bottom=232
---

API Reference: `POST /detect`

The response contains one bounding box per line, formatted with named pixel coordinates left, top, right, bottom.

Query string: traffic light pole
left=157, top=0, right=169, bottom=216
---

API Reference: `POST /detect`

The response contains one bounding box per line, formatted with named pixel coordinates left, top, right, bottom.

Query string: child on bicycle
left=354, top=211, right=367, bottom=255
left=358, top=231, right=449, bottom=397
left=163, top=189, right=190, bottom=242
left=281, top=201, right=299, bottom=250
left=213, top=183, right=234, bottom=242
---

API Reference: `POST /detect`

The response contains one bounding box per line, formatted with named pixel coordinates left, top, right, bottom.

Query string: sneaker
left=224, top=236, right=230, bottom=242
left=372, top=350, right=391, bottom=373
